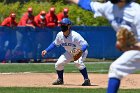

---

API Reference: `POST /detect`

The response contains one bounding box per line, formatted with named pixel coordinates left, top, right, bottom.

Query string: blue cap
left=59, top=18, right=72, bottom=25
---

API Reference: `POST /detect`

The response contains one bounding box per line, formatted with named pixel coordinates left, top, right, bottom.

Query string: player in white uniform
left=42, top=18, right=91, bottom=86
left=67, top=0, right=140, bottom=92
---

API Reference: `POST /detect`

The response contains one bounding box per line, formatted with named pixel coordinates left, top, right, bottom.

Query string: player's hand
left=41, top=50, right=47, bottom=57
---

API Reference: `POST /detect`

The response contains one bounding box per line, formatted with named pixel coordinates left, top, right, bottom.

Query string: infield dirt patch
left=0, top=73, right=139, bottom=89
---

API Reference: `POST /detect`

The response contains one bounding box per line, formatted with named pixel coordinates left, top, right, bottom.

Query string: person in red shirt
left=46, top=7, right=58, bottom=28
left=34, top=10, right=47, bottom=28
left=18, top=7, right=36, bottom=28
left=1, top=13, right=18, bottom=28
left=57, top=8, right=69, bottom=26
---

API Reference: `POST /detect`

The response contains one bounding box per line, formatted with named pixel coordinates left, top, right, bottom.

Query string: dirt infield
left=0, top=73, right=140, bottom=89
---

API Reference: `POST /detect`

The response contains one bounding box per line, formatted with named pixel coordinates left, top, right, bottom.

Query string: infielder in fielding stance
left=67, top=0, right=140, bottom=92
left=42, top=18, right=91, bottom=86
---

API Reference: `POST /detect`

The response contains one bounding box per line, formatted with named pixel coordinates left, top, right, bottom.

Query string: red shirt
left=57, top=12, right=68, bottom=23
left=46, top=12, right=58, bottom=28
left=18, top=12, right=36, bottom=26
left=1, top=17, right=17, bottom=27
left=34, top=14, right=47, bottom=28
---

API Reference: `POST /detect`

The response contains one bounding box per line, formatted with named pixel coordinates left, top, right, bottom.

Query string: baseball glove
left=70, top=49, right=83, bottom=61
left=116, top=27, right=137, bottom=51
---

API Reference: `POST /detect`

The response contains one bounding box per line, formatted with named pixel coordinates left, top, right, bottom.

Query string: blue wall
left=0, top=26, right=122, bottom=61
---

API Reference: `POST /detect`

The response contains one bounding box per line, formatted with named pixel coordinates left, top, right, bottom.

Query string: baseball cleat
left=52, top=79, right=64, bottom=85
left=82, top=79, right=91, bottom=86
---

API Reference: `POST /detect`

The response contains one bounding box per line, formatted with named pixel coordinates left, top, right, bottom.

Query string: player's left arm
left=67, top=0, right=107, bottom=18
left=77, top=0, right=92, bottom=11
left=81, top=44, right=88, bottom=52
left=71, top=33, right=88, bottom=61
left=77, top=34, right=88, bottom=52
left=66, top=0, right=95, bottom=11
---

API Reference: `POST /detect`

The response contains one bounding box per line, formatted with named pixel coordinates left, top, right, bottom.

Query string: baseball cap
left=59, top=18, right=72, bottom=25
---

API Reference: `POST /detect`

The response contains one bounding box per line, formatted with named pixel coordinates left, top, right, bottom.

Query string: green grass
left=0, top=87, right=140, bottom=93
left=0, top=62, right=140, bottom=74
left=85, top=58, right=114, bottom=62
left=0, top=63, right=111, bottom=73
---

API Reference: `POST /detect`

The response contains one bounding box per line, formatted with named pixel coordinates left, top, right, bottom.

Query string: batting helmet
left=59, top=18, right=72, bottom=25
left=109, top=0, right=133, bottom=4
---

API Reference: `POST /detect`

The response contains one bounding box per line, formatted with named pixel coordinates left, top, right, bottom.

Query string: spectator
left=1, top=13, right=17, bottom=28
left=57, top=8, right=69, bottom=26
left=18, top=7, right=36, bottom=28
left=1, top=13, right=18, bottom=63
left=46, top=7, right=58, bottom=28
left=34, top=10, right=47, bottom=28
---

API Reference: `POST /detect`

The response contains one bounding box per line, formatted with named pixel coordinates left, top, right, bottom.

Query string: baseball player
left=67, top=0, right=140, bottom=93
left=41, top=18, right=91, bottom=86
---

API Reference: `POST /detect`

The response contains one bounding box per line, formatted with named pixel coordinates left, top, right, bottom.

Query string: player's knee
left=55, top=62, right=64, bottom=70
left=74, top=62, right=85, bottom=70
left=108, top=63, right=123, bottom=79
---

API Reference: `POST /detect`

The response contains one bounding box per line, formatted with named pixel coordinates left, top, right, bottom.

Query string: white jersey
left=54, top=30, right=88, bottom=52
left=90, top=1, right=140, bottom=41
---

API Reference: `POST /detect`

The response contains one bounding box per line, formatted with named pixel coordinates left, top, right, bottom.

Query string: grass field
left=0, top=62, right=111, bottom=73
left=0, top=62, right=140, bottom=73
left=0, top=87, right=140, bottom=93
left=0, top=62, right=140, bottom=93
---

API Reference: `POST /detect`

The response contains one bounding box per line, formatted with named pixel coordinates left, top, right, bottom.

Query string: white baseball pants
left=109, top=50, right=140, bottom=79
left=55, top=50, right=88, bottom=71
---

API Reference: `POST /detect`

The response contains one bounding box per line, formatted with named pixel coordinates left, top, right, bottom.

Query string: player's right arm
left=41, top=32, right=61, bottom=57
left=41, top=42, right=57, bottom=57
